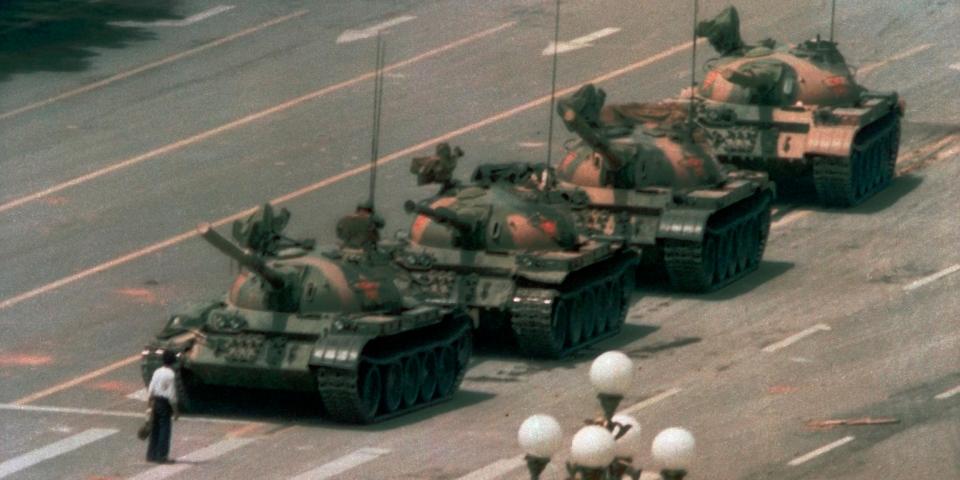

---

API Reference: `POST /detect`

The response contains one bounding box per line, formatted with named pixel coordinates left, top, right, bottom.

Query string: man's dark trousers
left=146, top=397, right=172, bottom=462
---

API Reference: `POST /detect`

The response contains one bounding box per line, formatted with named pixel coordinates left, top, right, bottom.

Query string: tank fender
left=657, top=208, right=712, bottom=242
left=805, top=125, right=857, bottom=158
left=308, top=333, right=371, bottom=370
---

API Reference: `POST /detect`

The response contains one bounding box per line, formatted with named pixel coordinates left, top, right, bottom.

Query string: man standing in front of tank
left=146, top=351, right=180, bottom=463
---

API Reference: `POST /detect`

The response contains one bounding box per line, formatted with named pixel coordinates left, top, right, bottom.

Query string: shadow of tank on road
left=637, top=260, right=794, bottom=302
left=0, top=0, right=182, bottom=82
left=465, top=324, right=660, bottom=384
left=171, top=385, right=495, bottom=430
left=840, top=173, right=923, bottom=214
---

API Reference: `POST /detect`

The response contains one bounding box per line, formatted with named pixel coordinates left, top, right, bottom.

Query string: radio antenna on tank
left=368, top=34, right=385, bottom=212
left=829, top=0, right=837, bottom=42
left=544, top=0, right=562, bottom=182
left=688, top=0, right=699, bottom=130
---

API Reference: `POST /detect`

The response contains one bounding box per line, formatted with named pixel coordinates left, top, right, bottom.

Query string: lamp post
left=518, top=351, right=695, bottom=479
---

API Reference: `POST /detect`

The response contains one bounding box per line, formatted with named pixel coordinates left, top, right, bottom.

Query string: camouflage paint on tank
left=555, top=83, right=775, bottom=292
left=693, top=5, right=903, bottom=207
left=400, top=147, right=639, bottom=358
left=141, top=204, right=472, bottom=424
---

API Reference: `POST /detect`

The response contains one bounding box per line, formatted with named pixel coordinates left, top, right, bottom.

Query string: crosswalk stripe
left=289, top=447, right=391, bottom=480
left=0, top=428, right=117, bottom=478
left=128, top=437, right=255, bottom=480
left=454, top=455, right=525, bottom=480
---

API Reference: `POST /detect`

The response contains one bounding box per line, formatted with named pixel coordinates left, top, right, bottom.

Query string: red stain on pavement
left=115, top=288, right=158, bottom=304
left=89, top=380, right=139, bottom=393
left=43, top=196, right=68, bottom=206
left=767, top=385, right=799, bottom=394
left=0, top=353, right=53, bottom=366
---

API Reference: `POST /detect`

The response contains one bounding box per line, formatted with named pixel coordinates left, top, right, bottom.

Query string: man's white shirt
left=148, top=366, right=178, bottom=404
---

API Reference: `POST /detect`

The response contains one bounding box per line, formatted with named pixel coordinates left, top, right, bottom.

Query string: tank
left=140, top=204, right=472, bottom=424
left=555, top=83, right=774, bottom=292
left=692, top=6, right=903, bottom=206
left=399, top=146, right=639, bottom=358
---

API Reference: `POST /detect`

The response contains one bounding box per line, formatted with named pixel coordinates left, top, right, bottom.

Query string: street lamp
left=518, top=351, right=695, bottom=479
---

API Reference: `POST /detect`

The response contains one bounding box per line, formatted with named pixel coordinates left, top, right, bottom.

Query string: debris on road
left=806, top=417, right=900, bottom=430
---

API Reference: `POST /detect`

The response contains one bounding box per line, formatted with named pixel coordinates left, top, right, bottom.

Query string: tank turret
left=557, top=84, right=725, bottom=190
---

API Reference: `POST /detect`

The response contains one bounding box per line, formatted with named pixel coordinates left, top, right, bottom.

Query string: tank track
left=511, top=255, right=637, bottom=358
left=662, top=190, right=772, bottom=292
left=315, top=317, right=471, bottom=424
left=813, top=114, right=901, bottom=207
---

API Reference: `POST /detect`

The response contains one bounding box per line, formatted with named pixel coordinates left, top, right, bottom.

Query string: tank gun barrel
left=403, top=200, right=475, bottom=234
left=557, top=91, right=627, bottom=171
left=197, top=223, right=286, bottom=289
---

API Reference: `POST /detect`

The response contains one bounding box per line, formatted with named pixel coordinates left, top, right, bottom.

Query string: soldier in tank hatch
left=336, top=201, right=384, bottom=250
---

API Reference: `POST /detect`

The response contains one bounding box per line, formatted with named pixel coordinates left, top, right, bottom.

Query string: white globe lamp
left=570, top=425, right=616, bottom=469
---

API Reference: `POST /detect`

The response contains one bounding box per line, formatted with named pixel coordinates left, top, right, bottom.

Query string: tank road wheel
left=596, top=284, right=612, bottom=334
left=567, top=296, right=585, bottom=347
left=356, top=364, right=382, bottom=421
left=400, top=356, right=421, bottom=408
left=743, top=218, right=760, bottom=269
left=381, top=362, right=403, bottom=414
left=455, top=333, right=472, bottom=372
left=610, top=277, right=628, bottom=331
left=882, top=117, right=901, bottom=182
left=418, top=351, right=438, bottom=402
left=435, top=346, right=457, bottom=397
left=581, top=289, right=598, bottom=340
left=735, top=223, right=751, bottom=273
left=725, top=226, right=741, bottom=279
left=550, top=298, right=570, bottom=352
left=716, top=230, right=734, bottom=283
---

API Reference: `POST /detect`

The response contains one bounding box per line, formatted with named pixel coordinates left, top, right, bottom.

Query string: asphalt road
left=0, top=0, right=958, bottom=479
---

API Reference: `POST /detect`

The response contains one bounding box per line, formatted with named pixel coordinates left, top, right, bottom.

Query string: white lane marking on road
left=454, top=455, right=525, bottom=480
left=0, top=403, right=262, bottom=425
left=787, top=436, right=854, bottom=466
left=858, top=43, right=934, bottom=76
left=12, top=355, right=140, bottom=405
left=517, top=141, right=545, bottom=148
left=0, top=21, right=514, bottom=217
left=935, top=385, right=960, bottom=400
left=762, top=324, right=831, bottom=353
left=543, top=27, right=621, bottom=55
left=127, top=388, right=149, bottom=402
left=903, top=264, right=960, bottom=291
left=619, top=388, right=682, bottom=415
left=128, top=437, right=255, bottom=480
left=110, top=5, right=235, bottom=28
left=289, top=447, right=391, bottom=480
left=0, top=428, right=117, bottom=478
left=0, top=10, right=308, bottom=121
left=337, top=15, right=417, bottom=44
